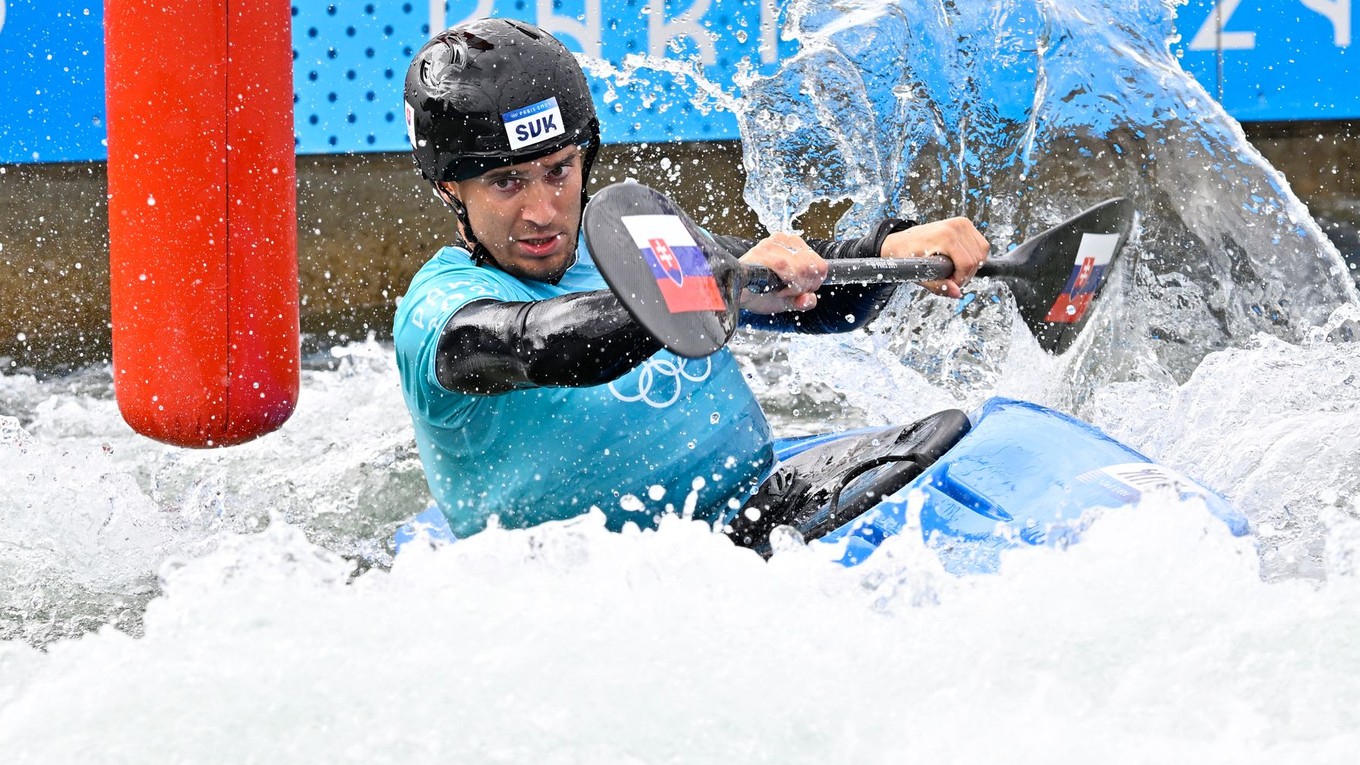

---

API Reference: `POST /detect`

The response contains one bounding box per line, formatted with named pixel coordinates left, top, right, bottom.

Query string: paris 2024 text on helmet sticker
left=620, top=215, right=726, bottom=314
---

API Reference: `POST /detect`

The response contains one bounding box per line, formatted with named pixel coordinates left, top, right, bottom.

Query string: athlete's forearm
left=715, top=218, right=910, bottom=334
left=435, top=291, right=663, bottom=395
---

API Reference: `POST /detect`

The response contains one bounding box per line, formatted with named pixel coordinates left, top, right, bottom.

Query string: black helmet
left=405, top=18, right=601, bottom=183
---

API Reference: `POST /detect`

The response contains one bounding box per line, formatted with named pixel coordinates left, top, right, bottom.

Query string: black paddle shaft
left=743, top=256, right=954, bottom=293
left=583, top=182, right=1134, bottom=357
left=743, top=198, right=1135, bottom=296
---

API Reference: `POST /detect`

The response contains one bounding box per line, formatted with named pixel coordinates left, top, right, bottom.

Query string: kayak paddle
left=582, top=182, right=1134, bottom=357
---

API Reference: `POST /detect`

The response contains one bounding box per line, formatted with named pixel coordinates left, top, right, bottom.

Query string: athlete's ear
left=434, top=182, right=468, bottom=219
left=433, top=181, right=460, bottom=207
left=433, top=181, right=477, bottom=245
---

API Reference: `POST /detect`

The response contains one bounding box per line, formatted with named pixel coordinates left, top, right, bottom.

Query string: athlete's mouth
left=517, top=234, right=563, bottom=257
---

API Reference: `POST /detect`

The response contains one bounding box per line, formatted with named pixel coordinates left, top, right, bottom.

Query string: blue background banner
left=1173, top=0, right=1355, bottom=121
left=0, top=1, right=107, bottom=163
left=0, top=0, right=1355, bottom=165
left=287, top=0, right=790, bottom=155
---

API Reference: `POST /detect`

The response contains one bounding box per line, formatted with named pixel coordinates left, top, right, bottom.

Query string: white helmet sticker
left=502, top=97, right=566, bottom=151
left=405, top=101, right=417, bottom=149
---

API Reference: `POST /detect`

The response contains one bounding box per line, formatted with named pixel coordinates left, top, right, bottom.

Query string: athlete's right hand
left=880, top=217, right=989, bottom=299
left=737, top=233, right=828, bottom=315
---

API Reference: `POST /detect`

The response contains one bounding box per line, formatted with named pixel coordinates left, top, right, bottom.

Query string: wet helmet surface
left=405, top=18, right=600, bottom=183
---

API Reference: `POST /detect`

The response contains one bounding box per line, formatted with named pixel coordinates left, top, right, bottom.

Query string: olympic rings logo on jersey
left=609, top=356, right=712, bottom=408
left=409, top=279, right=495, bottom=330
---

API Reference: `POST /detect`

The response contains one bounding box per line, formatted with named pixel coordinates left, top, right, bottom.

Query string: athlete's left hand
left=881, top=218, right=989, bottom=299
left=738, top=233, right=829, bottom=314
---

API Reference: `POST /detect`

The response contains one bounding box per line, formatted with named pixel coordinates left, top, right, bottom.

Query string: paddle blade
left=983, top=197, right=1135, bottom=354
left=583, top=183, right=740, bottom=358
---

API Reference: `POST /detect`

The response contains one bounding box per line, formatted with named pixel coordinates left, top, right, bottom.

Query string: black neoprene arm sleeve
left=434, top=218, right=912, bottom=395
left=435, top=290, right=663, bottom=395
left=714, top=217, right=912, bottom=334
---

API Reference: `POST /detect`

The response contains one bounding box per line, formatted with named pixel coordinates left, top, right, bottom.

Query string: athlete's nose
left=520, top=179, right=561, bottom=227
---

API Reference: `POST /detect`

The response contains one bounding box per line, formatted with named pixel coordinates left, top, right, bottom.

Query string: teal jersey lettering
left=393, top=241, right=774, bottom=538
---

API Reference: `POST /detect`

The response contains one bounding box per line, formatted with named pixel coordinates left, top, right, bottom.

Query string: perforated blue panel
left=0, top=1, right=107, bottom=163
left=0, top=0, right=787, bottom=163
left=291, top=2, right=425, bottom=154
left=290, top=0, right=789, bottom=155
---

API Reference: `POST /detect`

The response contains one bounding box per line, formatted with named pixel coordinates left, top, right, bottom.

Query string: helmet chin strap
left=434, top=186, right=495, bottom=267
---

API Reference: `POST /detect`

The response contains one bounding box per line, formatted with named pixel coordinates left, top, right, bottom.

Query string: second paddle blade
left=986, top=197, right=1136, bottom=355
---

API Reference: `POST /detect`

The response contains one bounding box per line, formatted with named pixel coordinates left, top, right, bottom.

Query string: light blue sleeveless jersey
left=393, top=242, right=774, bottom=538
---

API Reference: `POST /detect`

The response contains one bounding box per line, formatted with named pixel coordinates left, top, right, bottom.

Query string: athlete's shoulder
left=398, top=247, right=514, bottom=321
left=404, top=246, right=502, bottom=293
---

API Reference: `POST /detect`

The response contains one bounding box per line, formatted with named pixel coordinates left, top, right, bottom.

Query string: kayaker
left=394, top=18, right=988, bottom=539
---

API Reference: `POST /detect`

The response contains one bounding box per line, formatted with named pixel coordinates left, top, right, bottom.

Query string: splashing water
left=3, top=0, right=1360, bottom=760
left=0, top=341, right=425, bottom=646
left=2, top=478, right=1360, bottom=761
left=4, top=332, right=1360, bottom=759
left=734, top=0, right=1358, bottom=390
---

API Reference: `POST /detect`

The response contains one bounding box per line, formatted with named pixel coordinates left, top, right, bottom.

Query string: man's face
left=441, top=145, right=584, bottom=283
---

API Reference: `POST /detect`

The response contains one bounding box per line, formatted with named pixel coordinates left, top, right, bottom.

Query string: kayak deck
left=812, top=398, right=1249, bottom=572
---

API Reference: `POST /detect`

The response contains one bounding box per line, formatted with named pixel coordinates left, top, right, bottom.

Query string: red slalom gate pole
left=106, top=0, right=300, bottom=447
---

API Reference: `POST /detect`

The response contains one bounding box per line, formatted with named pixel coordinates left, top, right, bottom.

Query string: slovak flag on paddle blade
left=620, top=215, right=726, bottom=313
left=1043, top=232, right=1121, bottom=323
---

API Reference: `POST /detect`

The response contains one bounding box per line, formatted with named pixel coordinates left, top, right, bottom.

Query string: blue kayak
left=395, top=397, right=1248, bottom=572
left=789, top=397, right=1247, bottom=572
